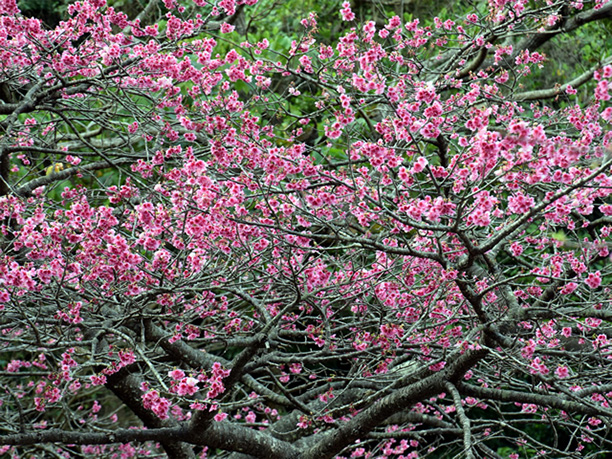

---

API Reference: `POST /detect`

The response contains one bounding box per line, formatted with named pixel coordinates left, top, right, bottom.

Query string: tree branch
left=457, top=382, right=612, bottom=418
left=446, top=381, right=475, bottom=459
left=0, top=426, right=185, bottom=447
left=14, top=157, right=134, bottom=197
left=515, top=57, right=612, bottom=101
left=299, top=348, right=488, bottom=459
left=510, top=2, right=612, bottom=65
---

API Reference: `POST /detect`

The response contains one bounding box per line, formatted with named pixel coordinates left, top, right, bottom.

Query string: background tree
left=1, top=0, right=612, bottom=458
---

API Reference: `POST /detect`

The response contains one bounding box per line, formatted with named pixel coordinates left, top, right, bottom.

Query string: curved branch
left=446, top=381, right=475, bottom=459
left=477, top=154, right=612, bottom=255
left=14, top=157, right=134, bottom=197
left=299, top=348, right=488, bottom=459
left=456, top=46, right=489, bottom=80
left=105, top=372, right=196, bottom=459
left=457, top=382, right=612, bottom=418
left=143, top=320, right=293, bottom=407
left=508, top=2, right=612, bottom=66
left=0, top=426, right=185, bottom=447
left=515, top=57, right=612, bottom=101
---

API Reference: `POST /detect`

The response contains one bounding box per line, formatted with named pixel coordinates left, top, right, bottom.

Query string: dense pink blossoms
left=0, top=0, right=611, bottom=457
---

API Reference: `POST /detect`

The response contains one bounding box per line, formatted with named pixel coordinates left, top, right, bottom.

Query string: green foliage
left=18, top=0, right=66, bottom=26
left=532, top=20, right=612, bottom=106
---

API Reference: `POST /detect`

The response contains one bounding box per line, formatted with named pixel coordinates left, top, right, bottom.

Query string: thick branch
left=446, top=381, right=475, bottom=459
left=299, top=348, right=488, bottom=459
left=477, top=155, right=612, bottom=254
left=515, top=57, right=612, bottom=101
left=0, top=426, right=185, bottom=447
left=457, top=382, right=612, bottom=418
left=184, top=421, right=299, bottom=459
left=189, top=333, right=267, bottom=430
left=0, top=417, right=300, bottom=458
left=143, top=320, right=293, bottom=407
left=511, top=2, right=612, bottom=61
left=14, top=157, right=134, bottom=197
left=105, top=372, right=196, bottom=459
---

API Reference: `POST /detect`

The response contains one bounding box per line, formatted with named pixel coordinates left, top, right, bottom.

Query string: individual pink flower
left=176, top=377, right=199, bottom=396
left=90, top=374, right=107, bottom=386
left=411, top=156, right=428, bottom=174
left=340, top=2, right=355, bottom=21
left=289, top=363, right=302, bottom=374
left=585, top=271, right=601, bottom=289
left=168, top=369, right=185, bottom=380
left=560, top=282, right=578, bottom=295
left=508, top=192, right=535, bottom=214
left=420, top=122, right=440, bottom=139
left=561, top=327, right=572, bottom=338
left=428, top=361, right=446, bottom=372
left=65, top=155, right=82, bottom=165
left=220, top=22, right=235, bottom=34
left=555, top=366, right=569, bottom=378
left=509, top=242, right=523, bottom=257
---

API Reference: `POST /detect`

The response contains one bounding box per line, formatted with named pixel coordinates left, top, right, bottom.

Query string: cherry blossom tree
left=1, top=0, right=612, bottom=457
